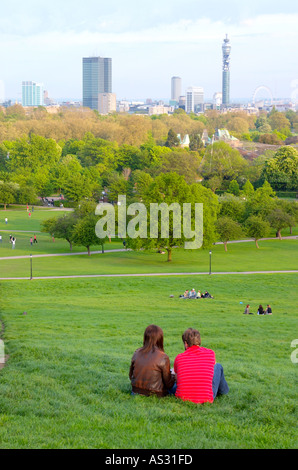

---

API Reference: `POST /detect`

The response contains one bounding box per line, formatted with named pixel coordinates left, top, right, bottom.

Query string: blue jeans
left=212, top=363, right=229, bottom=400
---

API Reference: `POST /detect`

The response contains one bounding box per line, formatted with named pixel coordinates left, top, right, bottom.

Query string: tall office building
left=222, top=35, right=231, bottom=106
left=22, top=81, right=44, bottom=107
left=186, top=86, right=204, bottom=113
left=171, top=77, right=182, bottom=103
left=83, top=57, right=114, bottom=112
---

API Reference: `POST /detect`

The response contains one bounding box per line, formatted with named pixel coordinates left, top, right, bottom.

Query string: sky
left=0, top=0, right=297, bottom=103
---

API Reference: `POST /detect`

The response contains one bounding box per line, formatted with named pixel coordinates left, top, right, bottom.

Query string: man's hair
left=182, top=328, right=201, bottom=347
left=142, top=324, right=164, bottom=353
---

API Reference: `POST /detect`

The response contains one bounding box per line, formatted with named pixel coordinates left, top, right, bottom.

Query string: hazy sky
left=1, top=0, right=297, bottom=102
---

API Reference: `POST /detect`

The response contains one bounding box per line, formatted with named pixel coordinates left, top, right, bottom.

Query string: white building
left=186, top=87, right=204, bottom=113
left=22, top=81, right=44, bottom=107
left=171, top=77, right=182, bottom=102
left=98, top=93, right=117, bottom=114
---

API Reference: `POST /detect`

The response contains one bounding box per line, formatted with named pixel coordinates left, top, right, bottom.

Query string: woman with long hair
left=129, top=325, right=176, bottom=397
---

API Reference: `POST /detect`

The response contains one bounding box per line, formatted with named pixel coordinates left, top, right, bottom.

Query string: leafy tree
left=165, top=129, right=180, bottom=148
left=42, top=214, right=78, bottom=251
left=245, top=215, right=271, bottom=248
left=0, top=181, right=18, bottom=210
left=189, top=134, right=203, bottom=151
left=202, top=142, right=247, bottom=182
left=219, top=194, right=245, bottom=222
left=269, top=112, right=291, bottom=132
left=267, top=207, right=292, bottom=240
left=262, top=146, right=298, bottom=191
left=242, top=179, right=254, bottom=198
left=216, top=216, right=243, bottom=252
left=228, top=180, right=240, bottom=196
left=244, top=180, right=276, bottom=218
left=72, top=214, right=106, bottom=256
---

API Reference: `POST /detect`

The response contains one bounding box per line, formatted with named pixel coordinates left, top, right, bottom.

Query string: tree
left=189, top=133, right=203, bottom=151
left=0, top=181, right=18, bottom=210
left=219, top=194, right=245, bottom=222
left=127, top=172, right=218, bottom=262
left=267, top=208, right=292, bottom=240
left=228, top=180, right=240, bottom=196
left=245, top=215, right=271, bottom=248
left=242, top=179, right=254, bottom=198
left=72, top=214, right=106, bottom=256
left=216, top=216, right=243, bottom=252
left=165, top=129, right=180, bottom=148
left=42, top=214, right=78, bottom=251
left=268, top=112, right=291, bottom=132
left=244, top=180, right=276, bottom=218
left=262, top=146, right=298, bottom=191
left=202, top=141, right=247, bottom=182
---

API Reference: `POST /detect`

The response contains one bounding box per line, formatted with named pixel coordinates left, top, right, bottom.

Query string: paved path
left=0, top=270, right=297, bottom=281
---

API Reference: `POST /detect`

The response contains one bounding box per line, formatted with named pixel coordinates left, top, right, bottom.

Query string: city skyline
left=0, top=0, right=297, bottom=102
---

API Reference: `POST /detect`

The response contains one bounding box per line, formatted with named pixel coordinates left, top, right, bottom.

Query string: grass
left=0, top=208, right=297, bottom=449
left=0, top=274, right=297, bottom=449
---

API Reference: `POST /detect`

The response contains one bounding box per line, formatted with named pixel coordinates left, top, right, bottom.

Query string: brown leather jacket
left=129, top=347, right=175, bottom=397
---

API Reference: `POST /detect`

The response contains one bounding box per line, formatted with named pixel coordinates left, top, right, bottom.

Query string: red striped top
left=174, top=345, right=216, bottom=404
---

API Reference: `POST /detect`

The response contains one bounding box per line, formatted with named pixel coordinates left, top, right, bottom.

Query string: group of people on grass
left=129, top=325, right=229, bottom=404
left=180, top=289, right=214, bottom=299
left=243, top=304, right=272, bottom=315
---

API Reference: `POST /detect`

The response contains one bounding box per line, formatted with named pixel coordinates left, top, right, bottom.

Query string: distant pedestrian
left=32, top=206, right=34, bottom=212
left=5, top=218, right=8, bottom=225
left=33, top=234, right=38, bottom=244
left=0, top=235, right=2, bottom=243
left=12, top=237, right=16, bottom=249
left=27, top=205, right=29, bottom=212
left=9, top=235, right=12, bottom=243
left=30, top=237, right=33, bottom=246
left=28, top=212, right=31, bottom=218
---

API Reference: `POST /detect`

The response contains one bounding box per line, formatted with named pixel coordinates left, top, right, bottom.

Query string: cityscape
left=1, top=35, right=296, bottom=116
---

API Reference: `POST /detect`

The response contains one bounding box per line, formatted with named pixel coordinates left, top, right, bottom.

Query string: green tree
left=0, top=181, right=18, bottom=210
left=72, top=214, right=106, bottom=256
left=262, top=146, right=298, bottom=191
left=242, top=179, right=254, bottom=198
left=228, top=179, right=240, bottom=196
left=267, top=208, right=292, bottom=240
left=245, top=215, right=271, bottom=248
left=165, top=129, right=180, bottom=148
left=216, top=216, right=243, bottom=252
left=42, top=214, right=78, bottom=251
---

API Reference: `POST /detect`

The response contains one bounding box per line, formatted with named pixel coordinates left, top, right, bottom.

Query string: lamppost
left=209, top=250, right=212, bottom=275
left=30, top=254, right=33, bottom=280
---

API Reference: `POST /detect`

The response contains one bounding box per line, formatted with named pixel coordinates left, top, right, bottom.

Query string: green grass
left=0, top=239, right=297, bottom=279
left=0, top=274, right=297, bottom=449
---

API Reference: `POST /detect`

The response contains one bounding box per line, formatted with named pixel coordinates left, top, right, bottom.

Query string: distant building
left=186, top=87, right=204, bottom=113
left=213, top=92, right=222, bottom=109
left=171, top=77, right=182, bottom=103
left=177, top=134, right=190, bottom=148
left=22, top=81, right=44, bottom=107
left=98, top=93, right=117, bottom=115
left=214, top=128, right=239, bottom=147
left=148, top=105, right=174, bottom=116
left=222, top=35, right=231, bottom=106
left=82, top=57, right=114, bottom=112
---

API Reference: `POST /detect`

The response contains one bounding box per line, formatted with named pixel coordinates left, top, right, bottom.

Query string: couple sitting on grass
left=129, top=325, right=229, bottom=404
left=180, top=289, right=214, bottom=299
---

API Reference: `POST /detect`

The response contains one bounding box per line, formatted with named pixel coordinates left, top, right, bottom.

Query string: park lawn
left=0, top=239, right=297, bottom=279
left=0, top=274, right=297, bottom=449
left=0, top=232, right=124, bottom=258
left=0, top=208, right=71, bottom=232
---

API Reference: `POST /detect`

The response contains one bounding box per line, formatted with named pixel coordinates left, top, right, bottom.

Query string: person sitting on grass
left=189, top=289, right=196, bottom=299
left=243, top=304, right=253, bottom=315
left=174, top=328, right=229, bottom=404
left=202, top=291, right=213, bottom=299
left=196, top=290, right=201, bottom=299
left=257, top=305, right=264, bottom=315
left=265, top=305, right=272, bottom=315
left=129, top=324, right=176, bottom=397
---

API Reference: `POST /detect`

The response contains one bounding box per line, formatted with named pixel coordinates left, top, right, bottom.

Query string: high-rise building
left=22, top=81, right=44, bottom=107
left=186, top=87, right=204, bottom=113
left=171, top=77, right=182, bottom=103
left=82, top=57, right=113, bottom=112
left=222, top=35, right=231, bottom=106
